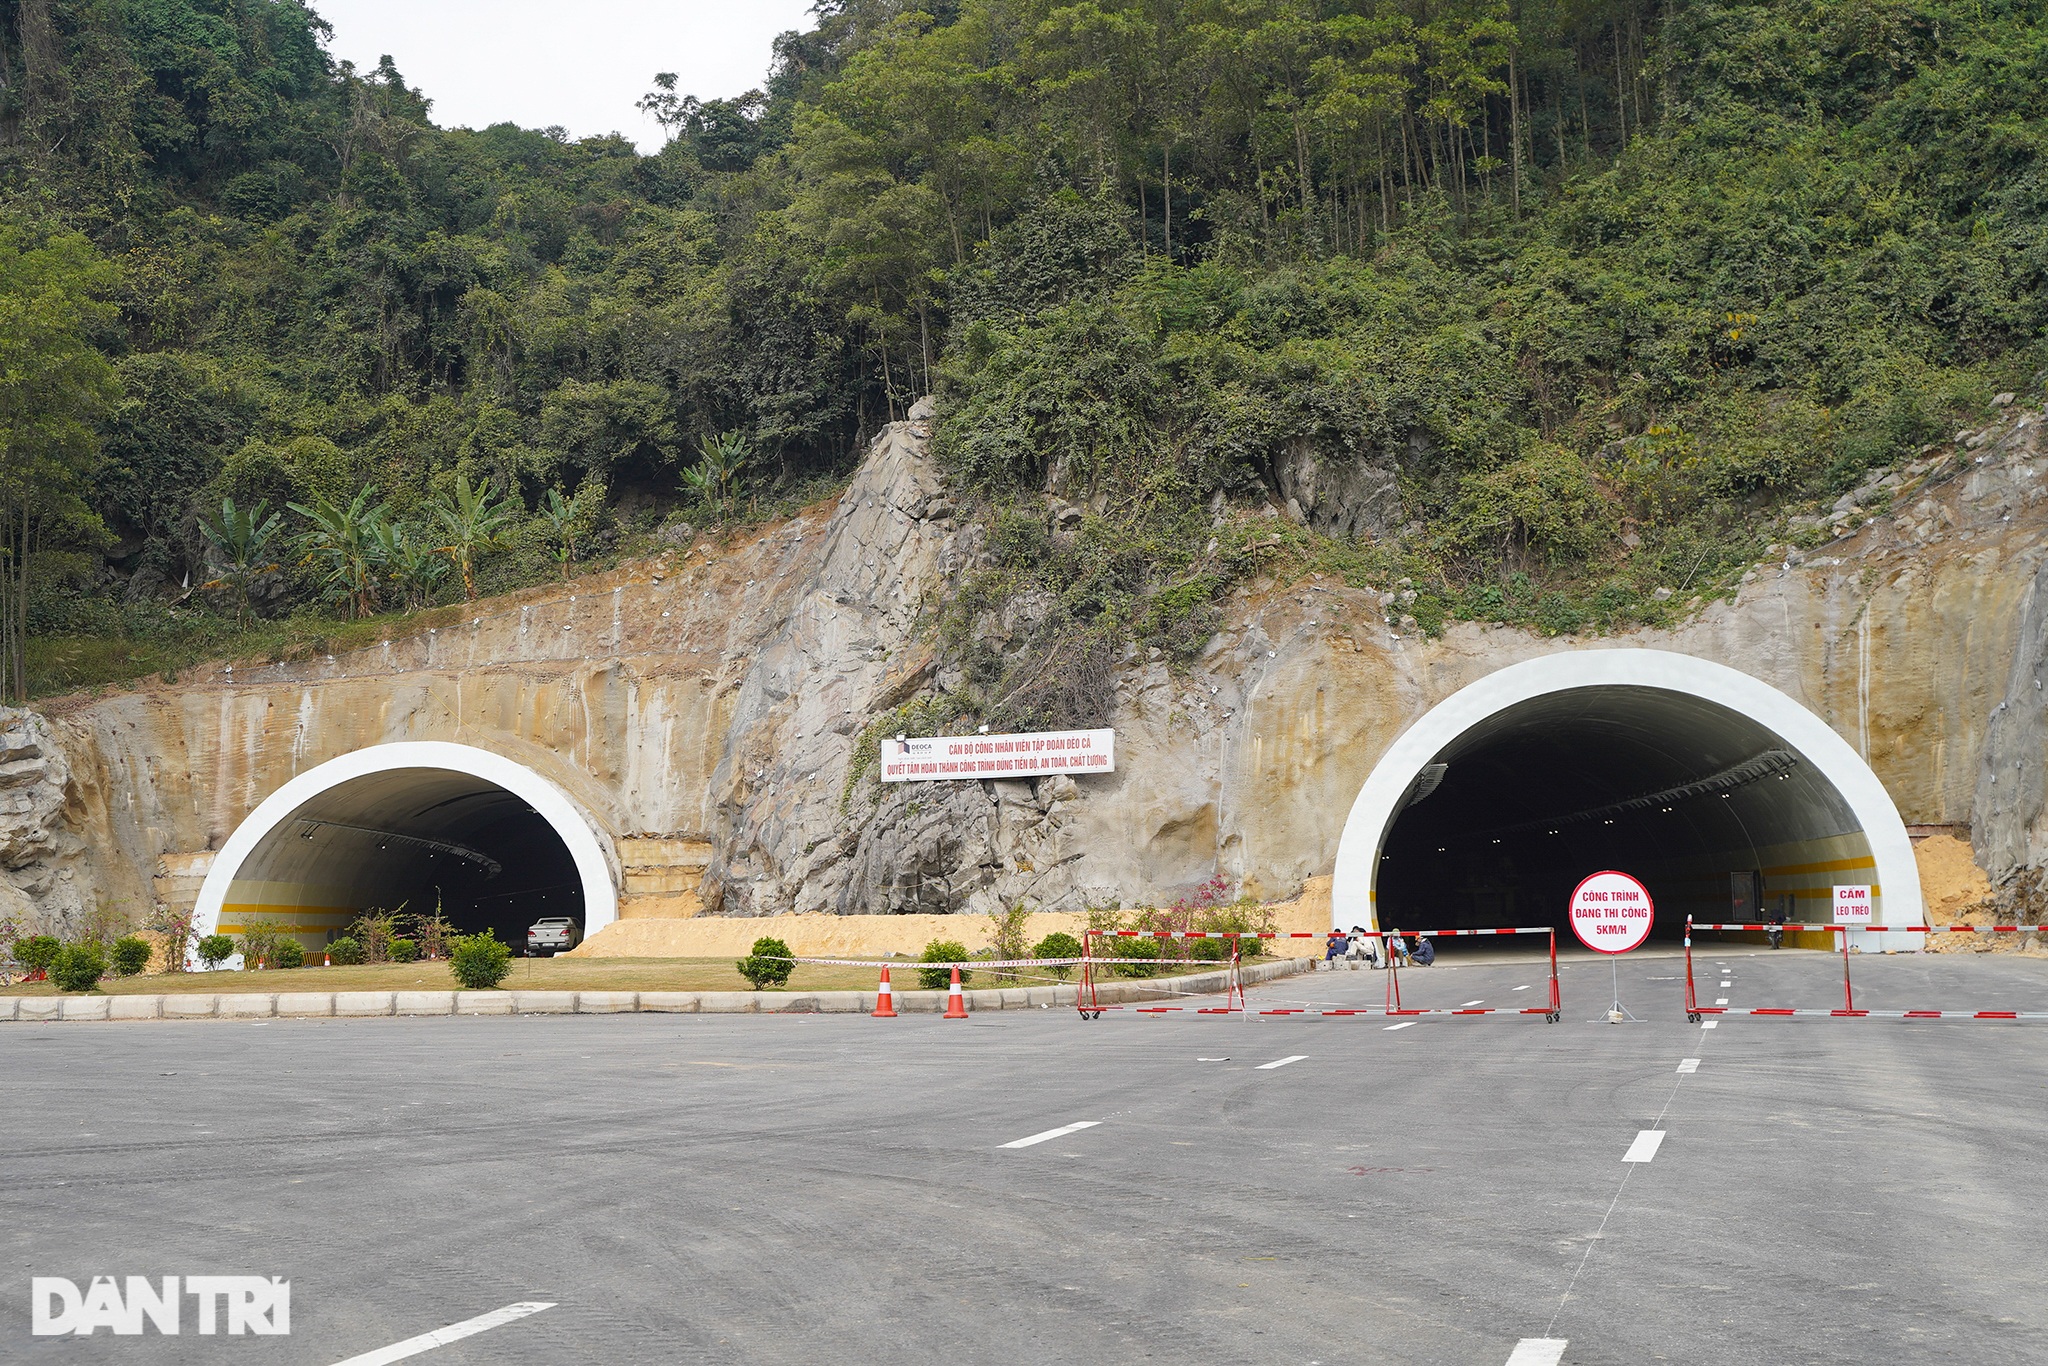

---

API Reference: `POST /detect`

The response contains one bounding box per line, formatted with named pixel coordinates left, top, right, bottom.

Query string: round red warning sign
left=1568, top=870, right=1655, bottom=954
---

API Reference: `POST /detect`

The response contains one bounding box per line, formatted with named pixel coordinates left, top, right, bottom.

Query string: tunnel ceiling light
left=290, top=819, right=503, bottom=879
left=1475, top=749, right=1800, bottom=841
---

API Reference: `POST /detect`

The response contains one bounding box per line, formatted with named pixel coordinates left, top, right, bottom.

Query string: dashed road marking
left=1623, top=1130, right=1667, bottom=1163
left=1383, top=1021, right=1417, bottom=1031
left=1676, top=1058, right=1700, bottom=1074
left=1512, top=984, right=1532, bottom=991
left=1505, top=1339, right=1568, bottom=1366
left=1715, top=997, right=1729, bottom=1005
left=1701, top=1019, right=1718, bottom=1029
left=1720, top=979, right=1732, bottom=987
left=329, top=1302, right=556, bottom=1366
left=1256, top=1055, right=1308, bottom=1070
left=1001, top=1121, right=1102, bottom=1149
left=1459, top=1000, right=1484, bottom=1007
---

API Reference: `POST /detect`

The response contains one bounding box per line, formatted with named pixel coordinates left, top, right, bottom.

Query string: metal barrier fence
left=1074, top=927, right=1562, bottom=1022
left=1683, top=917, right=2048, bottom=1022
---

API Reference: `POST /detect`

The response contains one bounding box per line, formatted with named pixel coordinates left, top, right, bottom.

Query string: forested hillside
left=1, top=0, right=2043, bottom=708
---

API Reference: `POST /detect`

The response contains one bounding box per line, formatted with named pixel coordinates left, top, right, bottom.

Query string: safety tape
left=782, top=955, right=1236, bottom=970
left=1089, top=927, right=1553, bottom=940
left=1688, top=922, right=2043, bottom=934
left=1693, top=1007, right=2048, bottom=1019
left=1090, top=1005, right=1555, bottom=1017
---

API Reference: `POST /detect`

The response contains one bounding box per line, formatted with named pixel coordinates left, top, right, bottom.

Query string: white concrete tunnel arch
left=1330, top=649, right=1924, bottom=950
left=192, top=741, right=619, bottom=961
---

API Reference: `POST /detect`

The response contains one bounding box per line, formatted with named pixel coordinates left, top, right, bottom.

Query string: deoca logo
left=31, top=1275, right=291, bottom=1335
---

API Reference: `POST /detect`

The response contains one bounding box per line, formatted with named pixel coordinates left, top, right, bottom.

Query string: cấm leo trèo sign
left=880, top=728, right=1115, bottom=782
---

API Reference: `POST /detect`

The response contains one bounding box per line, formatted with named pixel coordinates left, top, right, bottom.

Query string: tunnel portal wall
left=190, top=742, right=620, bottom=966
left=1331, top=650, right=1925, bottom=951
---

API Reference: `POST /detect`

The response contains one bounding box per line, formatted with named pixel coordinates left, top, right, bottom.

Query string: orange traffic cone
left=872, top=965, right=898, bottom=1018
left=943, top=964, right=969, bottom=1019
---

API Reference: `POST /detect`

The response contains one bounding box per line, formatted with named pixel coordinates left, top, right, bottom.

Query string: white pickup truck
left=526, top=917, right=582, bottom=956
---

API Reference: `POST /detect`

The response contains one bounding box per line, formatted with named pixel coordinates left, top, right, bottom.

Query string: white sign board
left=1832, top=885, right=1873, bottom=924
left=879, top=728, right=1115, bottom=783
left=1568, top=870, right=1655, bottom=954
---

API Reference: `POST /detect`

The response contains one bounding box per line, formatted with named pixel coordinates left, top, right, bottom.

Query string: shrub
left=1107, top=935, right=1161, bottom=978
left=1189, top=936, right=1231, bottom=962
left=51, top=943, right=107, bottom=993
left=736, top=936, right=795, bottom=990
left=17, top=934, right=61, bottom=979
left=1033, top=931, right=1083, bottom=979
left=347, top=910, right=401, bottom=964
left=390, top=938, right=419, bottom=963
left=273, top=940, right=305, bottom=969
left=110, top=935, right=153, bottom=976
left=1195, top=895, right=1275, bottom=959
left=237, top=921, right=291, bottom=968
left=196, top=934, right=236, bottom=969
left=326, top=936, right=364, bottom=966
left=986, top=902, right=1034, bottom=961
left=918, top=940, right=972, bottom=991
left=449, top=932, right=512, bottom=989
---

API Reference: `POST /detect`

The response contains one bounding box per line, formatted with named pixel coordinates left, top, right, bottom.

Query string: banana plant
left=681, top=430, right=749, bottom=517
left=197, top=496, right=284, bottom=626
left=430, top=472, right=518, bottom=601
left=289, top=486, right=386, bottom=619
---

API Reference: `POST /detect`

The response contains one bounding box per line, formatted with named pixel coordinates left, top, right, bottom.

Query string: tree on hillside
left=431, top=473, right=518, bottom=601
left=198, top=497, right=284, bottom=626
left=0, top=226, right=120, bottom=703
left=290, top=487, right=387, bottom=620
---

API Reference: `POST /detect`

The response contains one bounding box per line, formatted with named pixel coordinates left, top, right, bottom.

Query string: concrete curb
left=0, top=958, right=1312, bottom=1023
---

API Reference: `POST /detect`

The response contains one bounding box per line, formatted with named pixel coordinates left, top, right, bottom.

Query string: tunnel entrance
left=193, top=742, right=619, bottom=960
left=1331, top=651, right=1924, bottom=950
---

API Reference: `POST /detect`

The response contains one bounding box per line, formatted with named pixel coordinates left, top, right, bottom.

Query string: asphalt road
left=5, top=948, right=2046, bottom=1365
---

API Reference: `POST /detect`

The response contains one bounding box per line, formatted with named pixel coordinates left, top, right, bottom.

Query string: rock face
left=13, top=399, right=2048, bottom=931
left=0, top=708, right=91, bottom=935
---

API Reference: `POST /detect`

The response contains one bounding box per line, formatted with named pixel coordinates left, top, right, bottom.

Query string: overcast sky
left=315, top=1, right=818, bottom=151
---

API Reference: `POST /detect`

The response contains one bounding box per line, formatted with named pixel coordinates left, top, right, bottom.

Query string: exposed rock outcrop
left=0, top=708, right=90, bottom=934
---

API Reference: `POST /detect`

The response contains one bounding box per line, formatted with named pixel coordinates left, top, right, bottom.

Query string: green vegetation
left=1031, top=931, right=1084, bottom=979
left=195, top=933, right=235, bottom=969
left=272, top=939, right=305, bottom=969
left=15, top=934, right=61, bottom=979
left=109, top=935, right=152, bottom=976
left=736, top=935, right=797, bottom=989
left=448, top=931, right=512, bottom=989
left=324, top=935, right=364, bottom=966
left=50, top=942, right=107, bottom=992
left=2, top=0, right=2044, bottom=703
left=917, top=939, right=972, bottom=990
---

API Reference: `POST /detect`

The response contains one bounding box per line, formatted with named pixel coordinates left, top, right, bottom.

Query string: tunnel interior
left=1373, top=686, right=1874, bottom=947
left=220, top=767, right=586, bottom=951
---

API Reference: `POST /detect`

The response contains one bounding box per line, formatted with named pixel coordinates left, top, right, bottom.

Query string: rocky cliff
left=6, top=397, right=2046, bottom=936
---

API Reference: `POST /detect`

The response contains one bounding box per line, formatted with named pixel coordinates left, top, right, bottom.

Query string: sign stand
left=1568, top=870, right=1656, bottom=1024
left=1605, top=958, right=1640, bottom=1023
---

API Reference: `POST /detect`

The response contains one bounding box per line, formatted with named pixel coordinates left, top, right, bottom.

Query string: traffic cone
left=872, top=965, right=898, bottom=1018
left=942, top=964, right=969, bottom=1019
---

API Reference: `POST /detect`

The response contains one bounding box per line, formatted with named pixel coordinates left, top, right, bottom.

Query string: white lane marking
left=1506, top=1340, right=1568, bottom=1366
left=1001, top=1121, right=1102, bottom=1149
left=1676, top=1058, right=1700, bottom=1074
left=1459, top=1000, right=1484, bottom=1007
left=1197, top=1057, right=1229, bottom=1062
left=1701, top=1019, right=1718, bottom=1029
left=1715, top=997, right=1729, bottom=1005
left=329, top=1302, right=555, bottom=1366
left=1383, top=1021, right=1416, bottom=1031
left=1256, top=1054, right=1308, bottom=1070
left=1720, top=980, right=1732, bottom=987
left=1623, top=1130, right=1667, bottom=1163
left=1512, top=984, right=1531, bottom=991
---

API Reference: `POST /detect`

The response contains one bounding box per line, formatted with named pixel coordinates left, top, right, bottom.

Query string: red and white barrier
left=1683, top=916, right=2048, bottom=1023
left=1073, top=926, right=1562, bottom=1021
